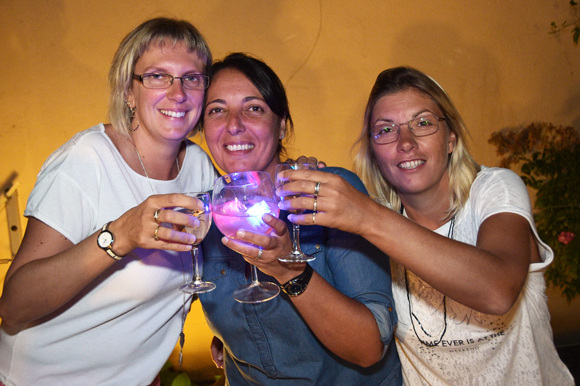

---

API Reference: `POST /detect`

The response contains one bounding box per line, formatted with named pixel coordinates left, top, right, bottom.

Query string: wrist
left=276, top=264, right=307, bottom=284
left=280, top=263, right=314, bottom=297
left=97, top=222, right=125, bottom=260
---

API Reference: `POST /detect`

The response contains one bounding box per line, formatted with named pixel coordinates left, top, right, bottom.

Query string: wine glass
left=275, top=162, right=317, bottom=263
left=212, top=171, right=281, bottom=303
left=175, top=192, right=215, bottom=294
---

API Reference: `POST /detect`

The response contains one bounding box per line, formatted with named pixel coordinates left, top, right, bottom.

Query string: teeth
left=226, top=144, right=254, bottom=151
left=399, top=160, right=425, bottom=169
left=161, top=110, right=186, bottom=118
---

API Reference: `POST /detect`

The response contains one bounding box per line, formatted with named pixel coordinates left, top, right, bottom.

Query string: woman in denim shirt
left=198, top=53, right=402, bottom=385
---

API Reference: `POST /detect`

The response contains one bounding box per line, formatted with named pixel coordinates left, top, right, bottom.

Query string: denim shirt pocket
left=298, top=226, right=326, bottom=260
left=202, top=257, right=231, bottom=282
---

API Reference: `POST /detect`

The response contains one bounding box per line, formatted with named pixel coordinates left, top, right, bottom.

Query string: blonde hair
left=353, top=66, right=480, bottom=217
left=108, top=18, right=212, bottom=138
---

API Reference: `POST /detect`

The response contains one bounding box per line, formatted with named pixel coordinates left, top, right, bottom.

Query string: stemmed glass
left=275, top=162, right=317, bottom=263
left=212, top=171, right=281, bottom=303
left=175, top=192, right=215, bottom=294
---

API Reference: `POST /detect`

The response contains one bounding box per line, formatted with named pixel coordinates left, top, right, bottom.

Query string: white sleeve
left=471, top=167, right=553, bottom=271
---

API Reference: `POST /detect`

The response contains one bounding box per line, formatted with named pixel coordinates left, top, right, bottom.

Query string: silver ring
left=154, top=226, right=161, bottom=241
left=257, top=247, right=263, bottom=259
left=312, top=211, right=316, bottom=225
left=314, top=181, right=321, bottom=196
left=313, top=197, right=318, bottom=212
left=154, top=209, right=161, bottom=222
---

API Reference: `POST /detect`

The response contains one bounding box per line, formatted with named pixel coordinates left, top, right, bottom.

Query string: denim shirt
left=199, top=167, right=402, bottom=386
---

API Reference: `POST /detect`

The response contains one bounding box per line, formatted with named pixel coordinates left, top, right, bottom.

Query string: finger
left=262, top=214, right=289, bottom=236
left=235, top=229, right=275, bottom=249
left=287, top=212, right=321, bottom=226
left=278, top=195, right=318, bottom=213
left=277, top=169, right=331, bottom=187
left=221, top=237, right=263, bottom=258
left=166, top=208, right=202, bottom=229
left=296, top=156, right=310, bottom=164
left=154, top=224, right=196, bottom=245
left=148, top=193, right=201, bottom=209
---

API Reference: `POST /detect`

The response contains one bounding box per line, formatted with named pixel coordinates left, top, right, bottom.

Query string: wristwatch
left=281, top=264, right=314, bottom=297
left=97, top=222, right=124, bottom=261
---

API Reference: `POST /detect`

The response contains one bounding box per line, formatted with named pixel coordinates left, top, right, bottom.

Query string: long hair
left=108, top=17, right=212, bottom=137
left=353, top=66, right=480, bottom=217
left=202, top=52, right=294, bottom=159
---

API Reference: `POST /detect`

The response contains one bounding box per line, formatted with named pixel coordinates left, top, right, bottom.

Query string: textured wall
left=1, top=0, right=579, bottom=380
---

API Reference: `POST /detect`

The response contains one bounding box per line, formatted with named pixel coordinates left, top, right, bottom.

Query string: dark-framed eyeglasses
left=370, top=114, right=446, bottom=144
left=132, top=73, right=210, bottom=90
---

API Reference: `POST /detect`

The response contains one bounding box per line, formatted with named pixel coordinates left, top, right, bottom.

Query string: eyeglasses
left=133, top=73, right=210, bottom=90
left=370, top=114, right=446, bottom=144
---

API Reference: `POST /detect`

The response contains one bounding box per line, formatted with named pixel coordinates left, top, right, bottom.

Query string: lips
left=225, top=143, right=254, bottom=151
left=160, top=109, right=186, bottom=118
left=398, top=159, right=425, bottom=169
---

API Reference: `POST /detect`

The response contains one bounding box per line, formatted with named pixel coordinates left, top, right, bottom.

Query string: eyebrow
left=205, top=95, right=265, bottom=106
left=373, top=109, right=434, bottom=124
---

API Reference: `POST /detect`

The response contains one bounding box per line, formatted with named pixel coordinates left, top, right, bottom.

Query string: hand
left=107, top=193, right=205, bottom=256
left=285, top=156, right=326, bottom=169
left=210, top=336, right=224, bottom=369
left=276, top=169, right=373, bottom=236
left=221, top=213, right=306, bottom=283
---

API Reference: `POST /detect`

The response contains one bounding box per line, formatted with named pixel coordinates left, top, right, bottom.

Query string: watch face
left=288, top=283, right=303, bottom=296
left=98, top=231, right=113, bottom=248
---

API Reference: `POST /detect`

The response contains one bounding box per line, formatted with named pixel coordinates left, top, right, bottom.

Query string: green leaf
left=573, top=27, right=580, bottom=44
left=172, top=373, right=191, bottom=386
left=570, top=0, right=577, bottom=6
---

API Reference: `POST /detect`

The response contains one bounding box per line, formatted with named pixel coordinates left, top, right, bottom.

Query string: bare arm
left=222, top=214, right=385, bottom=367
left=0, top=194, right=202, bottom=333
left=277, top=170, right=540, bottom=315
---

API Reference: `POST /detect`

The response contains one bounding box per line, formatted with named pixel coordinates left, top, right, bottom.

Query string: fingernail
left=263, top=213, right=272, bottom=222
left=221, top=237, right=228, bottom=245
left=237, top=230, right=245, bottom=238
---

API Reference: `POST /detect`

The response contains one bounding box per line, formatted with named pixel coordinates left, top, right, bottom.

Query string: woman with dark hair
left=0, top=18, right=217, bottom=386
left=278, top=66, right=574, bottom=385
left=198, top=53, right=402, bottom=385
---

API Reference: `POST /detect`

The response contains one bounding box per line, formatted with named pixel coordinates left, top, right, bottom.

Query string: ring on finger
left=312, top=211, right=316, bottom=225
left=154, top=225, right=161, bottom=241
left=154, top=209, right=161, bottom=223
left=313, top=196, right=318, bottom=212
left=257, top=246, right=263, bottom=259
left=314, top=181, right=321, bottom=196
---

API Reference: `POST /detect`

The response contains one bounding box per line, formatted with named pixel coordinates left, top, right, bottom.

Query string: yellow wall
left=1, top=0, right=579, bottom=381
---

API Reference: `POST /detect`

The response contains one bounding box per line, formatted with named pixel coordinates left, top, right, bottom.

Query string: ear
left=278, top=117, right=287, bottom=140
left=447, top=130, right=457, bottom=154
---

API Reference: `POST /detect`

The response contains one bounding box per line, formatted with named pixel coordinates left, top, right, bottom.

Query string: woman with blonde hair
left=277, top=66, right=574, bottom=385
left=0, top=18, right=217, bottom=385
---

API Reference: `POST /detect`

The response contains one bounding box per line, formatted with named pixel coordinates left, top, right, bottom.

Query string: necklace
left=401, top=206, right=453, bottom=347
left=133, top=142, right=189, bottom=368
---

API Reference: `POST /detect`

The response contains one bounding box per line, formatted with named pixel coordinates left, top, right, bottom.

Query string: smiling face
left=203, top=68, right=285, bottom=177
left=126, top=40, right=205, bottom=143
left=370, top=88, right=456, bottom=205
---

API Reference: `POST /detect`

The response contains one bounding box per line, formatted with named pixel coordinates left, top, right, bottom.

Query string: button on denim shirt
left=199, top=167, right=402, bottom=385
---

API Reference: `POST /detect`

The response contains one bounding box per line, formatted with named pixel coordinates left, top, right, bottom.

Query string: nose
left=396, top=124, right=417, bottom=153
left=167, top=79, right=187, bottom=103
left=225, top=111, right=244, bottom=135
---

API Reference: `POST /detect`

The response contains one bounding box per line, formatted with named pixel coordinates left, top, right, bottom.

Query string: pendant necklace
left=134, top=142, right=189, bottom=368
left=400, top=205, right=453, bottom=347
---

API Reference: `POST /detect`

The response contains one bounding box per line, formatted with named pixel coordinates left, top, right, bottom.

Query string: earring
left=132, top=119, right=140, bottom=132
left=125, top=100, right=136, bottom=118
left=280, top=134, right=285, bottom=140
